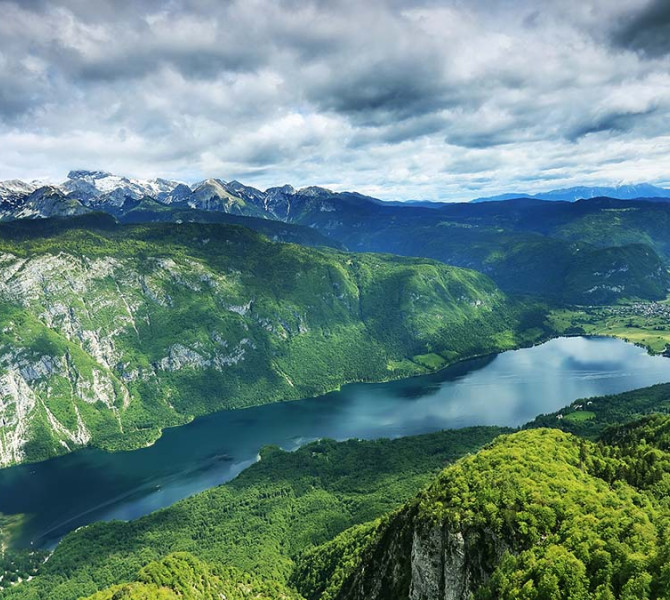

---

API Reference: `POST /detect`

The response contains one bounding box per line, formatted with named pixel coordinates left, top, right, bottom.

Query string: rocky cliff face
left=0, top=242, right=301, bottom=465
left=333, top=509, right=507, bottom=600
left=0, top=250, right=160, bottom=465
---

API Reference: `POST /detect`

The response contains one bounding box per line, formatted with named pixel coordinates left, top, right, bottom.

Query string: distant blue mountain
left=472, top=183, right=670, bottom=203
left=382, top=199, right=444, bottom=209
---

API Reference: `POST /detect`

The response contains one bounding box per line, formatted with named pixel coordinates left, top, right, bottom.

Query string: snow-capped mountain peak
left=61, top=170, right=183, bottom=203
left=0, top=179, right=41, bottom=201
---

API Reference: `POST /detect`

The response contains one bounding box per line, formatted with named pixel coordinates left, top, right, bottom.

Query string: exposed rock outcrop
left=336, top=505, right=507, bottom=600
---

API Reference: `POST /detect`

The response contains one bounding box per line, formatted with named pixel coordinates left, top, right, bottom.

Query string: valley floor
left=549, top=300, right=670, bottom=354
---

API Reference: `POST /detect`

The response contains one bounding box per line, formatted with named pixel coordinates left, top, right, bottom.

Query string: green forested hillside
left=548, top=201, right=670, bottom=259
left=0, top=220, right=540, bottom=466
left=23, top=412, right=670, bottom=600
left=294, top=422, right=670, bottom=600
left=264, top=196, right=670, bottom=303
left=0, top=428, right=505, bottom=600
left=83, top=553, right=302, bottom=600
left=301, top=212, right=670, bottom=302
left=563, top=244, right=669, bottom=304
left=527, top=382, right=670, bottom=439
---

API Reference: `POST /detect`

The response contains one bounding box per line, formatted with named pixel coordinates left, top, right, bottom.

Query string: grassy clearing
left=549, top=303, right=670, bottom=354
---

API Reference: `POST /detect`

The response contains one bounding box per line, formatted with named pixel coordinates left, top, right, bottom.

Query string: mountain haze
left=472, top=183, right=670, bottom=203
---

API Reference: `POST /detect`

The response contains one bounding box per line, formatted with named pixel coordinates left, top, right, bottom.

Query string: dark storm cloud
left=73, top=47, right=266, bottom=82
left=0, top=0, right=669, bottom=200
left=308, top=62, right=449, bottom=123
left=613, top=0, right=670, bottom=57
left=0, top=0, right=271, bottom=85
left=0, top=67, right=43, bottom=119
left=567, top=105, right=661, bottom=141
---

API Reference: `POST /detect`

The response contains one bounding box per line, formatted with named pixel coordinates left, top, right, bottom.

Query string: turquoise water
left=0, top=336, right=668, bottom=549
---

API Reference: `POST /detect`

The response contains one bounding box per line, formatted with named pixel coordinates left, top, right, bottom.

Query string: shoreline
left=3, top=335, right=669, bottom=552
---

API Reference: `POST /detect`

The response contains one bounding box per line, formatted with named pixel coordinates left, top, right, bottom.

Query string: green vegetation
left=5, top=200, right=670, bottom=597
left=116, top=205, right=345, bottom=250
left=562, top=409, right=595, bottom=423
left=527, top=382, right=670, bottom=439
left=0, top=516, right=47, bottom=591
left=0, top=220, right=545, bottom=465
left=9, top=381, right=670, bottom=599
left=345, top=221, right=668, bottom=303
left=550, top=202, right=670, bottom=259
left=296, top=422, right=670, bottom=600
left=4, top=200, right=670, bottom=467
left=83, top=553, right=302, bottom=600
left=550, top=302, right=670, bottom=353
left=0, top=427, right=505, bottom=600
left=563, top=244, right=669, bottom=304
left=288, top=198, right=670, bottom=303
left=446, top=427, right=670, bottom=600
left=289, top=521, right=381, bottom=600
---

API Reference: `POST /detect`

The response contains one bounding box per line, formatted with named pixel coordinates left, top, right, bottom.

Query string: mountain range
left=4, top=171, right=670, bottom=223
left=3, top=171, right=670, bottom=307
left=472, top=182, right=670, bottom=203
left=0, top=170, right=381, bottom=222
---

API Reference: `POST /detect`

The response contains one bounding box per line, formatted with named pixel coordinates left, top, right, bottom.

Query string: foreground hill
left=84, top=553, right=302, bottom=600
left=294, top=420, right=670, bottom=600
left=0, top=219, right=537, bottom=466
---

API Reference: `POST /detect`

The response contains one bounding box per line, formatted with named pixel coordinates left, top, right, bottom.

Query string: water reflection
left=0, top=336, right=668, bottom=549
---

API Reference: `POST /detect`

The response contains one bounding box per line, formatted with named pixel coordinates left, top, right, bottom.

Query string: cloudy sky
left=1, top=0, right=670, bottom=201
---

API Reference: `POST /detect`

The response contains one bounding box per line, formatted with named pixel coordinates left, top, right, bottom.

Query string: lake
left=1, top=336, right=669, bottom=549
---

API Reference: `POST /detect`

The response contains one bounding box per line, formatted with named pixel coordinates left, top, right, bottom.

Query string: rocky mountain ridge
left=4, top=172, right=670, bottom=223
left=0, top=170, right=359, bottom=223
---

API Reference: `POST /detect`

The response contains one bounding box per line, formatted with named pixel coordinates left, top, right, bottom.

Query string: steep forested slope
left=0, top=219, right=536, bottom=467
left=294, top=422, right=670, bottom=600
left=265, top=194, right=670, bottom=303
left=563, top=244, right=669, bottom=304
left=0, top=428, right=505, bottom=600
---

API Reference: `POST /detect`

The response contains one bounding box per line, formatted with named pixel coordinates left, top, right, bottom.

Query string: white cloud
left=0, top=0, right=669, bottom=201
